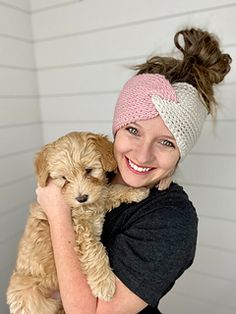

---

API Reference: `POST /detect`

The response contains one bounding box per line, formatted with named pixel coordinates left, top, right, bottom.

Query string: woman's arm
left=36, top=181, right=147, bottom=314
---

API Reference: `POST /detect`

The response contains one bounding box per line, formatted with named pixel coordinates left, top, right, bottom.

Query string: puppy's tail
left=7, top=272, right=61, bottom=314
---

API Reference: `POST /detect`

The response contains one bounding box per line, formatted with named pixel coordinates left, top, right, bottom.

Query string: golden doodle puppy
left=7, top=131, right=149, bottom=314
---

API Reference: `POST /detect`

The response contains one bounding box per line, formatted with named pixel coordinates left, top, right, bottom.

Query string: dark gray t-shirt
left=101, top=182, right=198, bottom=313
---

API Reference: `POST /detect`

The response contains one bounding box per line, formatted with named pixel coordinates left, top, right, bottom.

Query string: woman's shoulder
left=102, top=181, right=198, bottom=242
left=145, top=182, right=197, bottom=216
left=134, top=182, right=198, bottom=233
left=149, top=181, right=191, bottom=203
left=125, top=182, right=198, bottom=259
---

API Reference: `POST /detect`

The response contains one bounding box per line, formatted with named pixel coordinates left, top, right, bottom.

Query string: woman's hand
left=36, top=179, right=70, bottom=221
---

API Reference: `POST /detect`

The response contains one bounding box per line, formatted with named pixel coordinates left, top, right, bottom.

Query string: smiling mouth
left=126, top=157, right=154, bottom=174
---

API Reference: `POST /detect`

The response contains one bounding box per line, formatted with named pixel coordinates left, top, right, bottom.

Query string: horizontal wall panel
left=0, top=263, right=17, bottom=314
left=0, top=204, right=29, bottom=243
left=0, top=4, right=32, bottom=40
left=0, top=287, right=10, bottom=314
left=0, top=69, right=38, bottom=96
left=160, top=291, right=235, bottom=314
left=0, top=176, right=36, bottom=214
left=40, top=93, right=117, bottom=122
left=37, top=51, right=235, bottom=96
left=0, top=98, right=40, bottom=126
left=1, top=236, right=24, bottom=314
left=192, top=120, right=236, bottom=155
left=173, top=271, right=236, bottom=309
left=215, top=83, right=236, bottom=120
left=34, top=23, right=163, bottom=68
left=37, top=59, right=141, bottom=96
left=31, top=0, right=236, bottom=41
left=176, top=155, right=236, bottom=189
left=30, top=0, right=74, bottom=11
left=198, top=217, right=236, bottom=251
left=0, top=37, right=34, bottom=68
left=0, top=233, right=23, bottom=272
left=0, top=150, right=35, bottom=186
left=34, top=7, right=236, bottom=68
left=1, top=0, right=29, bottom=11
left=0, top=124, right=42, bottom=156
left=226, top=47, right=236, bottom=83
left=183, top=184, right=236, bottom=221
left=193, top=246, right=236, bottom=282
left=42, top=122, right=112, bottom=144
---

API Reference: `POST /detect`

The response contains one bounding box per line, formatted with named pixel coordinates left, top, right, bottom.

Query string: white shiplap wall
left=0, top=1, right=43, bottom=313
left=1, top=0, right=234, bottom=313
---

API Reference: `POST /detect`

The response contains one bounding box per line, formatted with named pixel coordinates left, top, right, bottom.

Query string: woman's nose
left=135, top=142, right=154, bottom=165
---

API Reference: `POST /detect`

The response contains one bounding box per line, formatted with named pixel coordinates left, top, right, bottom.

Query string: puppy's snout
left=76, top=194, right=89, bottom=203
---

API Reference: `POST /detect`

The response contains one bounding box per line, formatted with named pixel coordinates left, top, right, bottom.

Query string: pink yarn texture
left=112, top=74, right=177, bottom=134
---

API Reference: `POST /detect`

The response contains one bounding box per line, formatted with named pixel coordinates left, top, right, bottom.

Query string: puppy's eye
left=85, top=168, right=93, bottom=174
left=60, top=176, right=70, bottom=185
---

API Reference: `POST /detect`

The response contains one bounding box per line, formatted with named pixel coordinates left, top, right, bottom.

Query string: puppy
left=7, top=131, right=149, bottom=314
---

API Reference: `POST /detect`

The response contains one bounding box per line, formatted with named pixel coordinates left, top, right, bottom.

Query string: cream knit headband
left=112, top=73, right=208, bottom=159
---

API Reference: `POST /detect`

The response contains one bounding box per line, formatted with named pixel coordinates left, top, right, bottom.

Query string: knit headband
left=112, top=73, right=208, bottom=159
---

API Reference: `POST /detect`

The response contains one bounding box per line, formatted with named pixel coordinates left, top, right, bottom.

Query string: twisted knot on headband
left=112, top=74, right=207, bottom=159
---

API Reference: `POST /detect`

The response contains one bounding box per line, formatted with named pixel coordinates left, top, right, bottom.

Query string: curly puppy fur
left=7, top=131, right=149, bottom=314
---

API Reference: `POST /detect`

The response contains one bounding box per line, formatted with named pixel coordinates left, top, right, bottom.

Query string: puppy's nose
left=76, top=194, right=89, bottom=203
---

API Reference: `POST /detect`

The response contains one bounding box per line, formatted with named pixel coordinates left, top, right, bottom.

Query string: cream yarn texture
left=152, top=82, right=208, bottom=159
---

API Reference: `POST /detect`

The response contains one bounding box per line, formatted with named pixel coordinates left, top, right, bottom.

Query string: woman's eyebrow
left=158, top=135, right=176, bottom=141
left=131, top=122, right=141, bottom=127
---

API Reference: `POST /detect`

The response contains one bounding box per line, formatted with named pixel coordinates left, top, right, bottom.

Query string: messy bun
left=133, top=28, right=232, bottom=115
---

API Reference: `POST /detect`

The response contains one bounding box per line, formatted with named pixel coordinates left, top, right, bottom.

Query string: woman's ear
left=34, top=143, right=53, bottom=187
left=95, top=135, right=117, bottom=172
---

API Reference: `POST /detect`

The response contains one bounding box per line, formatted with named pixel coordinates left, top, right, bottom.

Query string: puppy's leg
left=7, top=205, right=62, bottom=313
left=7, top=272, right=62, bottom=314
left=75, top=236, right=115, bottom=301
left=106, top=184, right=150, bottom=210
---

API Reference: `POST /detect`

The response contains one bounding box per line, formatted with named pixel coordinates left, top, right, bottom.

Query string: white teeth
left=128, top=159, right=151, bottom=173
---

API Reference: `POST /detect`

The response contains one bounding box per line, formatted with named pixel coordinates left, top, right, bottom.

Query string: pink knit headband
left=112, top=73, right=208, bottom=159
left=112, top=74, right=177, bottom=133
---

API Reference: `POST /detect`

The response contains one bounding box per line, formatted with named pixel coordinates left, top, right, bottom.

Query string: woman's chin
left=121, top=175, right=153, bottom=188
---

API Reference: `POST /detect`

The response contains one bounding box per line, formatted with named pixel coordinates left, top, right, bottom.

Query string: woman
left=36, top=28, right=231, bottom=313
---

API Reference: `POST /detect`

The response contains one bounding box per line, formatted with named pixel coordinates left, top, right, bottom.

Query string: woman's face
left=113, top=116, right=180, bottom=188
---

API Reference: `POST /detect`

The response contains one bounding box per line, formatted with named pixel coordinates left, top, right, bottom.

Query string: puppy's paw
left=91, top=273, right=116, bottom=301
left=129, top=187, right=150, bottom=203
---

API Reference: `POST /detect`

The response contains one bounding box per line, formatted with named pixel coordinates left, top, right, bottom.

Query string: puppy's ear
left=95, top=135, right=117, bottom=172
left=34, top=143, right=53, bottom=187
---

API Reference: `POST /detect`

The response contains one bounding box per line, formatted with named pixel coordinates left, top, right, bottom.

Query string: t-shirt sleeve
left=106, top=205, right=198, bottom=307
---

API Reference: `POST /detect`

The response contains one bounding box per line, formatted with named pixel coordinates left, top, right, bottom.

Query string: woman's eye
left=161, top=140, right=175, bottom=148
left=126, top=126, right=138, bottom=135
